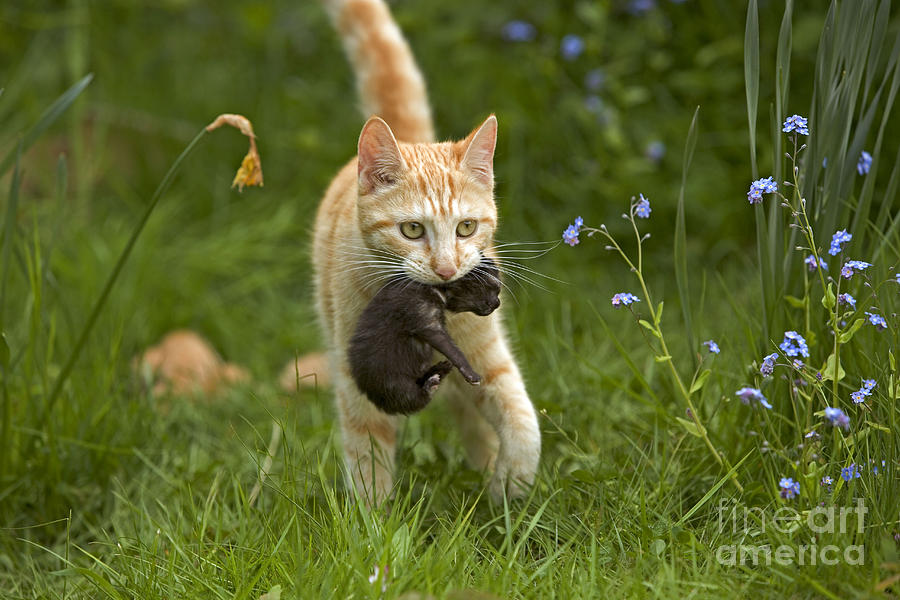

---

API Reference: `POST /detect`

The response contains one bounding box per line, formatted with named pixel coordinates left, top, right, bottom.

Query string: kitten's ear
left=358, top=116, right=406, bottom=195
left=461, top=115, right=498, bottom=189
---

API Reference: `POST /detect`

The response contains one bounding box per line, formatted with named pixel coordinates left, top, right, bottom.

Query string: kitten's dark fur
left=348, top=257, right=501, bottom=415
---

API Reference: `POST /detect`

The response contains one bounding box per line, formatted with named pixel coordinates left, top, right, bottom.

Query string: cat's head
left=355, top=115, right=498, bottom=285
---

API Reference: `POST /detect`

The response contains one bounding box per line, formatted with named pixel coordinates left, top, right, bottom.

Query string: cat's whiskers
left=496, top=258, right=565, bottom=283
left=469, top=263, right=519, bottom=305
left=402, top=261, right=434, bottom=284
left=486, top=241, right=561, bottom=260
left=480, top=240, right=566, bottom=293
left=337, top=250, right=409, bottom=293
left=491, top=239, right=559, bottom=246
left=338, top=259, right=404, bottom=269
left=489, top=240, right=560, bottom=250
left=344, top=244, right=406, bottom=260
left=341, top=263, right=406, bottom=281
left=488, top=249, right=557, bottom=259
left=366, top=272, right=409, bottom=296
left=489, top=262, right=552, bottom=294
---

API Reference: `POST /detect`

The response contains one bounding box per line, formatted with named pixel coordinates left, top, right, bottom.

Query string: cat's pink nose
left=434, top=266, right=457, bottom=281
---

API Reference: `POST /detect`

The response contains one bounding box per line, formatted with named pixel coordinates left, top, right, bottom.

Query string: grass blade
left=0, top=142, right=21, bottom=479
left=674, top=452, right=751, bottom=528
left=41, top=127, right=209, bottom=421
left=744, top=0, right=759, bottom=178
left=873, top=144, right=900, bottom=262
left=772, top=1, right=792, bottom=299
left=674, top=107, right=699, bottom=367
left=754, top=198, right=773, bottom=340
left=857, top=32, right=900, bottom=237
left=0, top=143, right=21, bottom=328
left=0, top=74, right=93, bottom=178
left=745, top=0, right=773, bottom=339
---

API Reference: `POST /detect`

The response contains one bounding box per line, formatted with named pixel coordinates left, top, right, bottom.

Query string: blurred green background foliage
left=3, top=2, right=900, bottom=595
left=2, top=0, right=837, bottom=257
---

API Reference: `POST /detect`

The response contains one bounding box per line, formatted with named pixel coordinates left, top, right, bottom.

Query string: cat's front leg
left=479, top=338, right=541, bottom=501
left=449, top=313, right=541, bottom=501
left=333, top=360, right=398, bottom=506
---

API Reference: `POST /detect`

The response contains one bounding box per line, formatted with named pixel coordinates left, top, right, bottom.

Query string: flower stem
left=788, top=140, right=841, bottom=404
left=593, top=223, right=743, bottom=492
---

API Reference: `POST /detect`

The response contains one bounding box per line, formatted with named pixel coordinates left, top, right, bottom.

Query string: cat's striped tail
left=323, top=0, right=435, bottom=143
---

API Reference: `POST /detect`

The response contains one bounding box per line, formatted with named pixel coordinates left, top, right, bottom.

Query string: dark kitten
left=348, top=257, right=501, bottom=415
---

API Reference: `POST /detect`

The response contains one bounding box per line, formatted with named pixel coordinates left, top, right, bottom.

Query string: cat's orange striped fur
left=314, top=0, right=540, bottom=504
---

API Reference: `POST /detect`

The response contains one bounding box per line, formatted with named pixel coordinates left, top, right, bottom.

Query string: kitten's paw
left=432, top=360, right=454, bottom=378
left=423, top=373, right=443, bottom=395
left=421, top=361, right=453, bottom=394
left=461, top=369, right=482, bottom=385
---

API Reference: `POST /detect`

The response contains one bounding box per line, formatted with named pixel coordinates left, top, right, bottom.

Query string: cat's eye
left=456, top=219, right=477, bottom=238
left=400, top=221, right=425, bottom=239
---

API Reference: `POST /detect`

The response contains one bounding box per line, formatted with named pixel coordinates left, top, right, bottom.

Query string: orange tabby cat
left=314, top=0, right=541, bottom=504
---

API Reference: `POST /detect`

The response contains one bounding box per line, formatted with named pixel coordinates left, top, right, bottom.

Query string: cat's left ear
left=358, top=116, right=407, bottom=195
left=461, top=115, right=498, bottom=189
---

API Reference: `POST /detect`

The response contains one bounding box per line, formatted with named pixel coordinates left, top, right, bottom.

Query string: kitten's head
left=444, top=257, right=502, bottom=316
left=355, top=115, right=498, bottom=285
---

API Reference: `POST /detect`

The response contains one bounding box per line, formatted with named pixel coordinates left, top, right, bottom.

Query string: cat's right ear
left=357, top=116, right=406, bottom=195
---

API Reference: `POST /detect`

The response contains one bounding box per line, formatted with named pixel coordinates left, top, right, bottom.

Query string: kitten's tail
left=322, top=0, right=435, bottom=143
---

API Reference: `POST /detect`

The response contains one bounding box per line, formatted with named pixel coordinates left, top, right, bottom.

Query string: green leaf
left=689, top=369, right=711, bottom=395
left=654, top=355, right=672, bottom=363
left=785, top=295, right=806, bottom=309
left=838, top=318, right=865, bottom=343
left=674, top=107, right=700, bottom=370
left=569, top=469, right=595, bottom=484
left=821, top=352, right=845, bottom=382
left=821, top=283, right=836, bottom=310
left=638, top=319, right=661, bottom=338
left=866, top=421, right=891, bottom=433
left=655, top=301, right=664, bottom=327
left=845, top=426, right=873, bottom=448
left=675, top=416, right=706, bottom=438
left=890, top=350, right=896, bottom=371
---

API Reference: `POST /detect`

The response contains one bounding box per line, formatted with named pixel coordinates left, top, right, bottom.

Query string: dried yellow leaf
left=205, top=113, right=264, bottom=192
left=206, top=113, right=255, bottom=137
left=232, top=144, right=264, bottom=192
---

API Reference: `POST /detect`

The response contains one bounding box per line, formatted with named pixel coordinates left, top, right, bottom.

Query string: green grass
left=2, top=0, right=900, bottom=598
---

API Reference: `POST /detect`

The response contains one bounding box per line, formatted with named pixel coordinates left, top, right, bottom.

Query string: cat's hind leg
left=334, top=365, right=399, bottom=507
